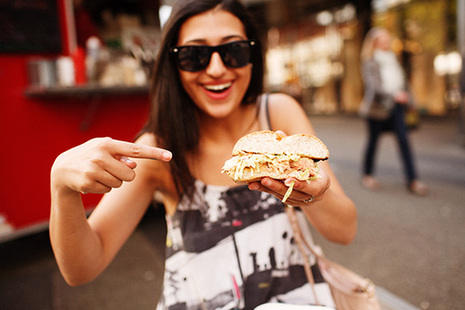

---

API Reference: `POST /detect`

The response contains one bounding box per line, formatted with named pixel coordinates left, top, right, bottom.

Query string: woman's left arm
left=249, top=93, right=357, bottom=244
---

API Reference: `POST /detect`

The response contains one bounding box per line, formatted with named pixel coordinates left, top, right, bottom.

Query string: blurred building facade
left=68, top=0, right=464, bottom=116
left=250, top=0, right=367, bottom=115
left=242, top=0, right=463, bottom=116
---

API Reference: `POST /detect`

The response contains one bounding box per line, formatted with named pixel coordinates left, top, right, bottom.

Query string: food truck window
left=71, top=0, right=161, bottom=86
left=0, top=0, right=62, bottom=53
left=74, top=0, right=160, bottom=50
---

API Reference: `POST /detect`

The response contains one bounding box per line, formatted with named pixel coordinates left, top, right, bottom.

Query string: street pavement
left=310, top=114, right=465, bottom=310
left=1, top=114, right=464, bottom=310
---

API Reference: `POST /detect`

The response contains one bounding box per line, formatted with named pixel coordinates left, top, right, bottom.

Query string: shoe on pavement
left=408, top=180, right=429, bottom=196
left=361, top=176, right=381, bottom=191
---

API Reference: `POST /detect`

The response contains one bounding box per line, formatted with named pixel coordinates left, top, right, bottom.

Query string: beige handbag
left=285, top=206, right=381, bottom=310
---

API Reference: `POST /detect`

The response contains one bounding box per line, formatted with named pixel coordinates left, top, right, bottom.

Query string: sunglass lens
left=177, top=46, right=211, bottom=72
left=222, top=41, right=251, bottom=68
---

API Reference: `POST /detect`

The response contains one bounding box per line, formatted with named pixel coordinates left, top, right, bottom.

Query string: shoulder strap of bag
left=285, top=205, right=322, bottom=305
left=285, top=205, right=323, bottom=259
left=258, top=93, right=272, bottom=130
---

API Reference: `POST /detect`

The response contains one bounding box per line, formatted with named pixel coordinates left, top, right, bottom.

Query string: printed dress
left=158, top=180, right=335, bottom=310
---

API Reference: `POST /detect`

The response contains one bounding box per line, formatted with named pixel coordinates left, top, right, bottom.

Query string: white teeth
left=204, top=82, right=232, bottom=91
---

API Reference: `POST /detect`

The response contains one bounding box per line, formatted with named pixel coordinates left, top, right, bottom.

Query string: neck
left=197, top=104, right=258, bottom=145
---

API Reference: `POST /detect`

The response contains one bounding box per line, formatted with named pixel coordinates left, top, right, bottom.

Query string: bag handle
left=258, top=93, right=271, bottom=130
left=286, top=205, right=381, bottom=309
left=285, top=205, right=322, bottom=305
left=285, top=205, right=323, bottom=259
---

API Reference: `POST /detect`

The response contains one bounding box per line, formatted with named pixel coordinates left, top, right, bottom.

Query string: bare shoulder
left=135, top=131, right=157, bottom=146
left=267, top=93, right=315, bottom=135
left=268, top=92, right=299, bottom=104
left=268, top=93, right=306, bottom=120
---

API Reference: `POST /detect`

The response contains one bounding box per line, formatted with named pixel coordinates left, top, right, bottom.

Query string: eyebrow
left=182, top=35, right=247, bottom=45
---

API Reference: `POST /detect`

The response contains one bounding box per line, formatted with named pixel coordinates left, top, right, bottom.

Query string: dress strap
left=258, top=93, right=272, bottom=130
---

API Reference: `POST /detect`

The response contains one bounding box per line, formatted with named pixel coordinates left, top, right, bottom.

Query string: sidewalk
left=1, top=115, right=464, bottom=310
left=377, top=286, right=419, bottom=310
left=310, top=114, right=465, bottom=310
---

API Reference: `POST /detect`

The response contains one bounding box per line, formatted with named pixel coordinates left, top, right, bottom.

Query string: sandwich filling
left=221, top=152, right=320, bottom=182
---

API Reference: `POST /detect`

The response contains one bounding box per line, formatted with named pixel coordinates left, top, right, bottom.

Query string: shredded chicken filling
left=222, top=153, right=319, bottom=181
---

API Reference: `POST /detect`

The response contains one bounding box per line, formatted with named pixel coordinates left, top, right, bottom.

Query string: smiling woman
left=49, top=0, right=356, bottom=309
left=174, top=8, right=254, bottom=119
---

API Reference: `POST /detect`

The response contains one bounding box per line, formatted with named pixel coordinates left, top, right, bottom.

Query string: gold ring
left=303, top=196, right=313, bottom=203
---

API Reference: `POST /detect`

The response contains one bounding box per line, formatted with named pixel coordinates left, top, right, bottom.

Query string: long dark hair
left=141, top=0, right=264, bottom=200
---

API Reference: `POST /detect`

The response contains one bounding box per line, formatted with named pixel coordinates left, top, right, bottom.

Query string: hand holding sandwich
left=248, top=172, right=330, bottom=208
left=222, top=129, right=355, bottom=244
left=222, top=130, right=330, bottom=208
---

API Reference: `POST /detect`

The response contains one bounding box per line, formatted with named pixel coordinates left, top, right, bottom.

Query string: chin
left=203, top=104, right=236, bottom=119
left=201, top=97, right=243, bottom=119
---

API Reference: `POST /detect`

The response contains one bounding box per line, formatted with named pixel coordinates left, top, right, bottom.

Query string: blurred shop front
left=246, top=0, right=462, bottom=116
left=248, top=0, right=367, bottom=115
left=264, top=4, right=362, bottom=114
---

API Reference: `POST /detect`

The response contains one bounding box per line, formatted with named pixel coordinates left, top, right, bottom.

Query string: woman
left=359, top=27, right=428, bottom=196
left=50, top=0, right=357, bottom=308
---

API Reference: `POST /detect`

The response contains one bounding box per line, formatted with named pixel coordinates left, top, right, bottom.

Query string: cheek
left=179, top=71, right=197, bottom=96
left=239, top=66, right=253, bottom=93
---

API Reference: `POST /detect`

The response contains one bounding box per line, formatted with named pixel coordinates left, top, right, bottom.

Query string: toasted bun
left=222, top=130, right=329, bottom=183
left=232, top=130, right=329, bottom=160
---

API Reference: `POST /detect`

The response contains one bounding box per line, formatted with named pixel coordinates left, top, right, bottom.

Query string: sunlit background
left=0, top=0, right=464, bottom=309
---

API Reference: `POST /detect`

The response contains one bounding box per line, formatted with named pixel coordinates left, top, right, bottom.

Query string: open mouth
left=203, top=82, right=232, bottom=93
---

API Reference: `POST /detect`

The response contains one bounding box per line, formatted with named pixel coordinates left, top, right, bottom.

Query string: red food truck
left=0, top=0, right=156, bottom=242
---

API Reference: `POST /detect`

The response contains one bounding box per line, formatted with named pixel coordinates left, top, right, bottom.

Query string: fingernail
left=285, top=179, right=295, bottom=187
left=249, top=183, right=258, bottom=190
left=120, top=156, right=134, bottom=164
left=163, top=151, right=172, bottom=161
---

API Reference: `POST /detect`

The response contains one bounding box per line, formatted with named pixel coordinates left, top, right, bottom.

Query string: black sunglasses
left=170, top=40, right=256, bottom=72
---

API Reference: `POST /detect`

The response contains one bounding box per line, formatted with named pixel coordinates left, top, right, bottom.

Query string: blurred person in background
left=359, top=27, right=428, bottom=196
left=49, top=0, right=357, bottom=309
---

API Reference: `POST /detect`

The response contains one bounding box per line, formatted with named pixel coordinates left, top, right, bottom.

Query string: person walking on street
left=359, top=27, right=428, bottom=196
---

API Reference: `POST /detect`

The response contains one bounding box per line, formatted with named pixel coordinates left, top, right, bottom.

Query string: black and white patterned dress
left=158, top=181, right=334, bottom=310
left=158, top=96, right=334, bottom=310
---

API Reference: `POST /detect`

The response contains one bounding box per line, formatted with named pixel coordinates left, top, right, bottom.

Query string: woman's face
left=375, top=31, right=391, bottom=51
left=176, top=8, right=252, bottom=119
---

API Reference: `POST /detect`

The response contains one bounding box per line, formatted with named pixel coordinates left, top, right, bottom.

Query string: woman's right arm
left=49, top=135, right=171, bottom=286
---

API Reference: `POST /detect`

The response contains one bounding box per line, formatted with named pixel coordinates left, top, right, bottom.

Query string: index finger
left=108, top=139, right=172, bottom=161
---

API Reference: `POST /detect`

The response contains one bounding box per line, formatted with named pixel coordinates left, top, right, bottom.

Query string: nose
left=205, top=52, right=227, bottom=77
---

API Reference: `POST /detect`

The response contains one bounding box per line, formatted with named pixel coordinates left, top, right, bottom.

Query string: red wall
left=0, top=55, right=149, bottom=232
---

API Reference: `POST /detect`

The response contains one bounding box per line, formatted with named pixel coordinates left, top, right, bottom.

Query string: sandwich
left=221, top=130, right=329, bottom=201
